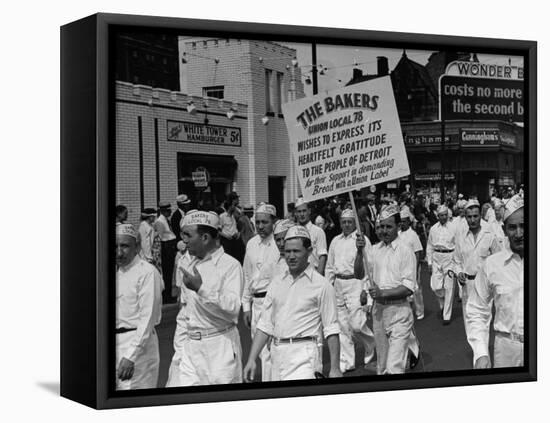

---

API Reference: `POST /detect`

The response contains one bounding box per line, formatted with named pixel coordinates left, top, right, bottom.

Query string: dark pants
left=161, top=239, right=177, bottom=303
left=220, top=236, right=245, bottom=264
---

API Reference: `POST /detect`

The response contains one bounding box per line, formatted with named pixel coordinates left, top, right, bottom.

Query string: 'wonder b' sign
left=282, top=76, right=410, bottom=202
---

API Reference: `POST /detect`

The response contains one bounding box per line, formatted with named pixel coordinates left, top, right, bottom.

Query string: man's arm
left=243, top=329, right=270, bottom=382
left=465, top=261, right=494, bottom=368
left=120, top=268, right=163, bottom=370
left=326, top=334, right=343, bottom=378
left=317, top=254, right=328, bottom=277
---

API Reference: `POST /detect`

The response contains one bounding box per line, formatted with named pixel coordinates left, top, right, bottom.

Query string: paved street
left=155, top=263, right=481, bottom=386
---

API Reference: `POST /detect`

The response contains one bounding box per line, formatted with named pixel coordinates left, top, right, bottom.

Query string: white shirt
left=454, top=226, right=501, bottom=277
left=175, top=246, right=243, bottom=332
left=256, top=265, right=340, bottom=339
left=326, top=230, right=370, bottom=285
left=138, top=220, right=155, bottom=262
left=304, top=221, right=328, bottom=269
left=116, top=256, right=163, bottom=362
left=491, top=220, right=507, bottom=249
left=154, top=214, right=176, bottom=242
left=426, top=221, right=456, bottom=266
left=242, top=233, right=281, bottom=312
left=452, top=216, right=469, bottom=238
left=368, top=238, right=417, bottom=293
left=220, top=211, right=238, bottom=239
left=466, top=248, right=524, bottom=362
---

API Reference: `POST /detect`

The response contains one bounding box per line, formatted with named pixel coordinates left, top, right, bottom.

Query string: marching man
left=167, top=210, right=244, bottom=386
left=426, top=204, right=457, bottom=324
left=294, top=197, right=328, bottom=275
left=241, top=204, right=280, bottom=381
left=325, top=209, right=376, bottom=372
left=466, top=195, right=524, bottom=368
left=355, top=205, right=417, bottom=374
left=115, top=223, right=163, bottom=390
left=243, top=225, right=342, bottom=381
left=453, top=199, right=501, bottom=337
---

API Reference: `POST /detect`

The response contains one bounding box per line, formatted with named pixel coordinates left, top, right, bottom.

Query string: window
left=202, top=85, right=225, bottom=99
left=276, top=71, right=285, bottom=113
left=265, top=69, right=274, bottom=114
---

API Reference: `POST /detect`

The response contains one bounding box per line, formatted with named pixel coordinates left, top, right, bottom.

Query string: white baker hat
left=340, top=209, right=355, bottom=219
left=295, top=197, right=308, bottom=208
left=256, top=203, right=277, bottom=216
left=465, top=199, right=480, bottom=209
left=400, top=206, right=412, bottom=220
left=437, top=205, right=449, bottom=215
left=379, top=204, right=400, bottom=221
left=116, top=223, right=138, bottom=239
left=181, top=209, right=220, bottom=230
left=503, top=194, right=524, bottom=221
left=284, top=225, right=311, bottom=241
left=273, top=219, right=295, bottom=235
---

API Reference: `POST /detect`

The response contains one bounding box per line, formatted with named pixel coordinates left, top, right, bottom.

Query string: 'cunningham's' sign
left=167, top=120, right=242, bottom=147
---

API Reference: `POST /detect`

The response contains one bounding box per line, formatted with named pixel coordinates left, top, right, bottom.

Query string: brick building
left=116, top=38, right=305, bottom=225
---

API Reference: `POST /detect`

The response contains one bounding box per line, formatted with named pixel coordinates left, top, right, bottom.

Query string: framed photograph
left=61, top=13, right=536, bottom=409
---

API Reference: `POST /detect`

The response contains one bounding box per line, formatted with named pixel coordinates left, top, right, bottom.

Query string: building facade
left=116, top=38, right=305, bottom=225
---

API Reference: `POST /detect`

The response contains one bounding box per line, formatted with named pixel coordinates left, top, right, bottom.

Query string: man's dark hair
left=116, top=204, right=127, bottom=215
left=196, top=225, right=220, bottom=240
left=285, top=237, right=312, bottom=249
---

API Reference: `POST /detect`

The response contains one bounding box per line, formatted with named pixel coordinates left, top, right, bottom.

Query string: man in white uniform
left=138, top=208, right=157, bottom=264
left=325, top=209, right=375, bottom=372
left=356, top=205, right=417, bottom=375
left=154, top=201, right=177, bottom=303
left=453, top=199, right=501, bottom=337
left=466, top=195, right=524, bottom=368
left=243, top=226, right=342, bottom=381
left=398, top=207, right=424, bottom=320
left=241, top=204, right=280, bottom=381
left=295, top=197, right=328, bottom=275
left=426, top=205, right=457, bottom=324
left=115, top=223, right=163, bottom=390
left=167, top=210, right=244, bottom=386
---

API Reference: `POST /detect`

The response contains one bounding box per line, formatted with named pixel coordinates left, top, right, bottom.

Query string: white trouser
left=412, top=265, right=425, bottom=318
left=116, top=328, right=159, bottom=390
left=270, top=340, right=320, bottom=381
left=494, top=333, right=524, bottom=368
left=334, top=277, right=375, bottom=372
left=252, top=296, right=272, bottom=381
left=372, top=302, right=414, bottom=375
left=430, top=252, right=455, bottom=321
left=460, top=279, right=473, bottom=337
left=168, top=326, right=242, bottom=386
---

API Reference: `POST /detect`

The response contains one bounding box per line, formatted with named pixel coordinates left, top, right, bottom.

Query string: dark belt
left=495, top=331, right=524, bottom=343
left=465, top=274, right=476, bottom=280
left=116, top=327, right=137, bottom=334
left=434, top=248, right=454, bottom=253
left=335, top=273, right=356, bottom=280
left=376, top=298, right=408, bottom=306
left=273, top=336, right=317, bottom=345
left=253, top=291, right=267, bottom=298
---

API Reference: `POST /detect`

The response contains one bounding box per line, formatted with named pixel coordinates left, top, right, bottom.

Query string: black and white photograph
left=6, top=0, right=549, bottom=420
left=113, top=26, right=529, bottom=392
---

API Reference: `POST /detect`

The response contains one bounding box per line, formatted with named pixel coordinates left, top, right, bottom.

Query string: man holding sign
left=355, top=205, right=417, bottom=374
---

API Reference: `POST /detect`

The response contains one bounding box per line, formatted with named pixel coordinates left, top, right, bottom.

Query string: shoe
left=443, top=319, right=451, bottom=326
left=364, top=361, right=378, bottom=372
left=409, top=352, right=420, bottom=369
left=416, top=314, right=424, bottom=320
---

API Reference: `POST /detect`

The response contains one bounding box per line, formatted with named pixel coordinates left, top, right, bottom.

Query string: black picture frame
left=60, top=12, right=536, bottom=409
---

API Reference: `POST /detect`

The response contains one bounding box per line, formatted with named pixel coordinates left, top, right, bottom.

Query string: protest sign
left=282, top=76, right=410, bottom=202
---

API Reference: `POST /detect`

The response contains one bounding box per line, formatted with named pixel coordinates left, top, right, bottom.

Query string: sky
left=281, top=41, right=524, bottom=97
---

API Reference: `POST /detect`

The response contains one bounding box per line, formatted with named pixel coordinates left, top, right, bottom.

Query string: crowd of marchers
left=114, top=186, right=525, bottom=389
